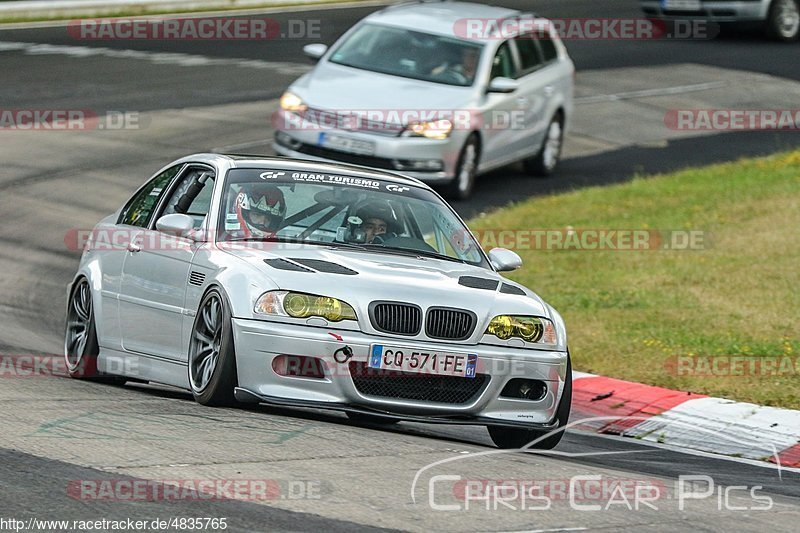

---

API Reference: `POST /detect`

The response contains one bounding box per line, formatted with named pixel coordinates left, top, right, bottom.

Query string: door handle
left=127, top=241, right=141, bottom=253
left=543, top=85, right=554, bottom=97
left=516, top=97, right=530, bottom=108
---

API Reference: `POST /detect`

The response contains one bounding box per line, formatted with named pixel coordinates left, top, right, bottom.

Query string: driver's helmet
left=234, top=183, right=286, bottom=238
left=354, top=200, right=400, bottom=235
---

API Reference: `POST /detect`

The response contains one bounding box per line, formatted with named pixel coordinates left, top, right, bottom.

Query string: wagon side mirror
left=303, top=43, right=328, bottom=60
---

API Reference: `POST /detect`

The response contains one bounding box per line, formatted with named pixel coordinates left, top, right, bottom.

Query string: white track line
left=575, top=81, right=728, bottom=104
left=0, top=1, right=393, bottom=30
left=0, top=40, right=312, bottom=74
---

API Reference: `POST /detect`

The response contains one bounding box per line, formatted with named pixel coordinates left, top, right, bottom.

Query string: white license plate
left=661, top=0, right=702, bottom=10
left=369, top=345, right=478, bottom=378
left=318, top=132, right=375, bottom=156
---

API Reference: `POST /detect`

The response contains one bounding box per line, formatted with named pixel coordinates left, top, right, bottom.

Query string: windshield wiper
left=364, top=244, right=470, bottom=265
left=227, top=237, right=472, bottom=264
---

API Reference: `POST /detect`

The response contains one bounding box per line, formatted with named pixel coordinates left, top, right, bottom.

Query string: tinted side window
left=538, top=33, right=558, bottom=62
left=119, top=165, right=181, bottom=227
left=515, top=36, right=543, bottom=73
left=159, top=167, right=216, bottom=228
left=490, top=42, right=516, bottom=80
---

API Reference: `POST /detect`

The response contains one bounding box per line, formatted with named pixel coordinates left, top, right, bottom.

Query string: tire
left=346, top=411, right=400, bottom=425
left=445, top=134, right=480, bottom=200
left=64, top=278, right=101, bottom=379
left=766, top=0, right=800, bottom=41
left=523, top=113, right=564, bottom=177
left=188, top=288, right=238, bottom=406
left=487, top=353, right=572, bottom=450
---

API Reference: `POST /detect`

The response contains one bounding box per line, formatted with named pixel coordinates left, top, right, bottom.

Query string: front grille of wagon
left=349, top=362, right=488, bottom=405
left=425, top=307, right=477, bottom=341
left=369, top=302, right=422, bottom=336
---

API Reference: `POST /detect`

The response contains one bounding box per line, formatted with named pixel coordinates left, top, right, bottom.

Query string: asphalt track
left=1, top=0, right=799, bottom=531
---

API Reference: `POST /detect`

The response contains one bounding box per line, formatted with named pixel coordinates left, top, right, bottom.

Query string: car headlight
left=279, top=91, right=307, bottom=113
left=485, top=315, right=557, bottom=344
left=254, top=290, right=356, bottom=322
left=403, top=119, right=453, bottom=140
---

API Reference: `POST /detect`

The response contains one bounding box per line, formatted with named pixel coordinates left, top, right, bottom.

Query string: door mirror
left=488, top=247, right=523, bottom=272
left=487, top=77, right=519, bottom=93
left=303, top=43, right=328, bottom=60
left=156, top=213, right=195, bottom=238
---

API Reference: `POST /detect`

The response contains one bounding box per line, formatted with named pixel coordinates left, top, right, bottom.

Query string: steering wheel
left=371, top=233, right=396, bottom=245
left=439, top=68, right=468, bottom=85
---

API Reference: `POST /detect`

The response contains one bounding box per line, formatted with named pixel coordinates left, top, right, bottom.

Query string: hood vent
left=500, top=283, right=526, bottom=296
left=188, top=271, right=205, bottom=286
left=289, top=258, right=358, bottom=275
left=263, top=257, right=359, bottom=275
left=458, top=276, right=499, bottom=291
left=264, top=258, right=314, bottom=272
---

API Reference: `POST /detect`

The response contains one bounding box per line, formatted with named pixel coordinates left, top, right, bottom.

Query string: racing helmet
left=355, top=200, right=400, bottom=234
left=235, top=183, right=286, bottom=237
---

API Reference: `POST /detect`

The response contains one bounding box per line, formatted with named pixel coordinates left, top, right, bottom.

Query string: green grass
left=470, top=151, right=800, bottom=408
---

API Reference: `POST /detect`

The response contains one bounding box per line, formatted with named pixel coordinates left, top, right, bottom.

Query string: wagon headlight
left=255, top=290, right=356, bottom=322
left=402, top=119, right=453, bottom=140
left=279, top=91, right=307, bottom=113
left=485, top=315, right=556, bottom=344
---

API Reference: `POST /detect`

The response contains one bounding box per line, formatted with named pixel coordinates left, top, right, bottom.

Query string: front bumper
left=639, top=1, right=768, bottom=22
left=272, top=113, right=465, bottom=184
left=232, top=317, right=568, bottom=428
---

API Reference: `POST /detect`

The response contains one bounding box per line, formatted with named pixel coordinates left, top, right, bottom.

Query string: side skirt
left=97, top=347, right=190, bottom=389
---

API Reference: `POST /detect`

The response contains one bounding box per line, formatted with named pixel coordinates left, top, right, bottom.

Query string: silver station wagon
left=273, top=1, right=575, bottom=199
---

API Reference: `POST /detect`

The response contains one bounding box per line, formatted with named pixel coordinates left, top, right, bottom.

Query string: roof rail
left=486, top=11, right=547, bottom=38
left=383, top=0, right=450, bottom=11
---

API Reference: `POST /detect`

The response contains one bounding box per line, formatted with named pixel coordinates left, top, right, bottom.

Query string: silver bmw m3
left=65, top=153, right=571, bottom=449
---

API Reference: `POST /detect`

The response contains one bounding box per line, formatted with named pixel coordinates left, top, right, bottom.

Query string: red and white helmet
left=235, top=184, right=286, bottom=238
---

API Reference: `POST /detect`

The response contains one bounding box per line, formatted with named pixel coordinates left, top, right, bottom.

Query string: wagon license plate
left=661, top=0, right=701, bottom=10
left=318, top=132, right=375, bottom=156
left=369, top=345, right=477, bottom=378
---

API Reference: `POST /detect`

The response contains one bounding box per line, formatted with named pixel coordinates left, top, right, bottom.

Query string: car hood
left=224, top=244, right=549, bottom=321
left=290, top=62, right=473, bottom=116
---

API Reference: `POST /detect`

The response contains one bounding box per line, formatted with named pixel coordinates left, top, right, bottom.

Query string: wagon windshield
left=218, top=168, right=489, bottom=268
left=328, top=23, right=483, bottom=87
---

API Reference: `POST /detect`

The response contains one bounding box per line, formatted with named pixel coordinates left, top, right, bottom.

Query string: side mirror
left=487, top=77, right=519, bottom=93
left=303, top=43, right=328, bottom=60
left=156, top=213, right=195, bottom=238
left=488, top=247, right=522, bottom=272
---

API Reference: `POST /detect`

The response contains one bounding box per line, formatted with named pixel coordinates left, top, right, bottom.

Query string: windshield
left=218, top=168, right=489, bottom=268
left=328, top=23, right=483, bottom=87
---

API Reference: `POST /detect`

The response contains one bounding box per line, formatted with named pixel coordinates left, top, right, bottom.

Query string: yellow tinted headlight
left=255, top=291, right=357, bottom=322
left=284, top=292, right=312, bottom=318
left=487, top=315, right=514, bottom=339
left=485, top=315, right=555, bottom=344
